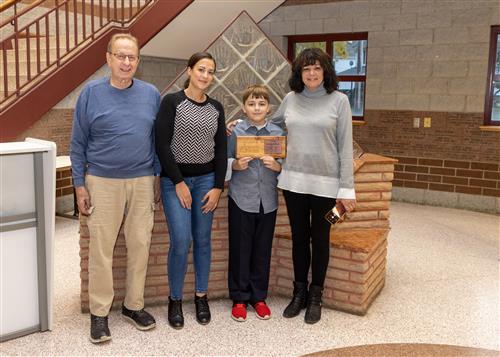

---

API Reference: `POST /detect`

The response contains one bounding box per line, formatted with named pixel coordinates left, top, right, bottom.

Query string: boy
left=226, top=85, right=284, bottom=321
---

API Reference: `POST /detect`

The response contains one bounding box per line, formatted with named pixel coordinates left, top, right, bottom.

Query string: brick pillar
left=80, top=153, right=397, bottom=315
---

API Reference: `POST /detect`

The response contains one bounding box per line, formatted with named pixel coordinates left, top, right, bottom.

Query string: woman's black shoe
left=168, top=297, right=184, bottom=329
left=304, top=284, right=323, bottom=324
left=194, top=294, right=211, bottom=325
left=283, top=281, right=308, bottom=318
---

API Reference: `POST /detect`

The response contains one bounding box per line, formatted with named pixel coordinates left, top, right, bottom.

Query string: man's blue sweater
left=70, top=77, right=160, bottom=187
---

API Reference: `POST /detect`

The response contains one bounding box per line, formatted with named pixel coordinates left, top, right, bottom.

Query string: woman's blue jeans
left=160, top=173, right=215, bottom=300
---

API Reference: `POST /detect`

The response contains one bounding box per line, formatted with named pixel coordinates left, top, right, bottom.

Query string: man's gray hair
left=107, top=33, right=139, bottom=53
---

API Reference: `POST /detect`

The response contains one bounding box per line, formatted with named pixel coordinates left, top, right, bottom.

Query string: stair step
left=6, top=36, right=79, bottom=50
left=0, top=70, right=54, bottom=93
left=0, top=48, right=63, bottom=62
left=2, top=61, right=51, bottom=76
left=0, top=74, right=38, bottom=91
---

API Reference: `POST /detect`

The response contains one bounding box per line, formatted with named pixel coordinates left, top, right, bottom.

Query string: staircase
left=0, top=0, right=193, bottom=142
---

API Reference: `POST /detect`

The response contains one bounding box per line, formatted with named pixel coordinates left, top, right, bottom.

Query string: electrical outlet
left=413, top=117, right=420, bottom=128
left=424, top=117, right=431, bottom=128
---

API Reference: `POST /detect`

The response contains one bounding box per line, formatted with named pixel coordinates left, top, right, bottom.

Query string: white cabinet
left=0, top=138, right=55, bottom=341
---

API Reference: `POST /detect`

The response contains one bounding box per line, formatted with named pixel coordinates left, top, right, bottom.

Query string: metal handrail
left=0, top=0, right=20, bottom=13
left=0, top=1, right=45, bottom=26
left=0, top=0, right=155, bottom=110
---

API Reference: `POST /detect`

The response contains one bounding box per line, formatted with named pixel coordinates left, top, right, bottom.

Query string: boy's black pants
left=228, top=196, right=277, bottom=304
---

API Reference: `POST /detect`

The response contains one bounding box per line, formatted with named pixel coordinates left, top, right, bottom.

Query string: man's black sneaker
left=194, top=294, right=211, bottom=325
left=121, top=304, right=156, bottom=331
left=90, top=314, right=111, bottom=344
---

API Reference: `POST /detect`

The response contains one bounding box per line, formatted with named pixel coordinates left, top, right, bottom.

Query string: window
left=484, top=25, right=500, bottom=126
left=288, top=33, right=368, bottom=120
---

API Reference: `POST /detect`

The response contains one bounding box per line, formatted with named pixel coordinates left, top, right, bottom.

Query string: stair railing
left=0, top=0, right=20, bottom=12
left=0, top=0, right=155, bottom=111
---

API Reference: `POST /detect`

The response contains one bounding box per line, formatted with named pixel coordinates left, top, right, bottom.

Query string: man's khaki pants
left=86, top=175, right=154, bottom=317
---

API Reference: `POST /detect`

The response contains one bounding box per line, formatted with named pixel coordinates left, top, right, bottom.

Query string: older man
left=70, top=33, right=160, bottom=343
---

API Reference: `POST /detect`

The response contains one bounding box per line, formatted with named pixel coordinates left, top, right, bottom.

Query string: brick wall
left=259, top=0, right=500, bottom=212
left=80, top=154, right=396, bottom=315
left=273, top=229, right=387, bottom=315
left=353, top=109, right=500, bottom=199
left=56, top=167, right=73, bottom=198
left=17, top=109, right=74, bottom=155
left=392, top=157, right=499, bottom=197
left=55, top=166, right=74, bottom=214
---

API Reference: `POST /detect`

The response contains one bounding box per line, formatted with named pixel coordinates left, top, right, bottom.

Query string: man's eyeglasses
left=108, top=52, right=139, bottom=63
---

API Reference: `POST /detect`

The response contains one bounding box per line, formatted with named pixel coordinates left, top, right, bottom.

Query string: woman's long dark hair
left=183, top=52, right=216, bottom=89
left=289, top=48, right=338, bottom=94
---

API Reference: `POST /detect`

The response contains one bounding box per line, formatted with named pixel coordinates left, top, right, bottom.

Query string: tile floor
left=1, top=202, right=498, bottom=356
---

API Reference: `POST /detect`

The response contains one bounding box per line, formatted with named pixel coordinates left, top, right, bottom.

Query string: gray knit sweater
left=271, top=86, right=355, bottom=199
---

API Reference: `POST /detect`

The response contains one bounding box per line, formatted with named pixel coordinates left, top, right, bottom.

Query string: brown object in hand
left=236, top=136, right=286, bottom=158
left=325, top=202, right=346, bottom=225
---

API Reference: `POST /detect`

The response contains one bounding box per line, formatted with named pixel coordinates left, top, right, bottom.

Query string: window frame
left=484, top=25, right=500, bottom=126
left=287, top=32, right=368, bottom=121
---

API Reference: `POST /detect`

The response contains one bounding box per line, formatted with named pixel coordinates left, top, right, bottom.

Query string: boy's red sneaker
left=231, top=303, right=247, bottom=322
left=253, top=301, right=271, bottom=320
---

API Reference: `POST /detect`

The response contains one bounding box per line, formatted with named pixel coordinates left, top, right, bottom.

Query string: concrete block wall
left=79, top=154, right=396, bottom=315
left=260, top=0, right=500, bottom=212
left=262, top=0, right=499, bottom=112
left=134, top=56, right=186, bottom=94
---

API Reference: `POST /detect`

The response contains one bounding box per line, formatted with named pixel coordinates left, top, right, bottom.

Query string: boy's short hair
left=242, top=85, right=270, bottom=104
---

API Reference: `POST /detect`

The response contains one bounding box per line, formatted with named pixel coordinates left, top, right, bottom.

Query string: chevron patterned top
left=172, top=99, right=219, bottom=164
left=155, top=90, right=228, bottom=189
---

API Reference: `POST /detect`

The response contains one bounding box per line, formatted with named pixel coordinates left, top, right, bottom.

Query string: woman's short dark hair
left=289, top=48, right=338, bottom=94
left=183, top=52, right=216, bottom=89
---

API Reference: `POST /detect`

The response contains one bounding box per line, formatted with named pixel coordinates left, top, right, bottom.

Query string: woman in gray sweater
left=272, top=48, right=356, bottom=324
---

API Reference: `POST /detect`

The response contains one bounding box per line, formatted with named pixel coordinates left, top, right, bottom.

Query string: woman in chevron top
left=155, top=52, right=227, bottom=330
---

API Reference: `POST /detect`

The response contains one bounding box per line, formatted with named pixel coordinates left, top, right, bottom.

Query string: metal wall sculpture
left=163, top=11, right=290, bottom=122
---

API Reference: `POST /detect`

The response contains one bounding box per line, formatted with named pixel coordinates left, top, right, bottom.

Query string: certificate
left=236, top=136, right=286, bottom=159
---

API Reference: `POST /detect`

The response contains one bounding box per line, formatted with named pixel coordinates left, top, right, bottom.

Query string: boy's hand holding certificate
left=236, top=136, right=286, bottom=159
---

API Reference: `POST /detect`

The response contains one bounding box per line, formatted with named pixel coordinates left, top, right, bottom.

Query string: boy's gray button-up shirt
left=226, top=119, right=285, bottom=214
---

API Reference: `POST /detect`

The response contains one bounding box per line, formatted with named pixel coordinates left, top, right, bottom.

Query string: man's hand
left=75, top=186, right=91, bottom=215
left=232, top=157, right=253, bottom=171
left=201, top=188, right=222, bottom=214
left=175, top=181, right=192, bottom=209
left=261, top=155, right=281, bottom=172
left=154, top=176, right=161, bottom=203
left=338, top=198, right=356, bottom=212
